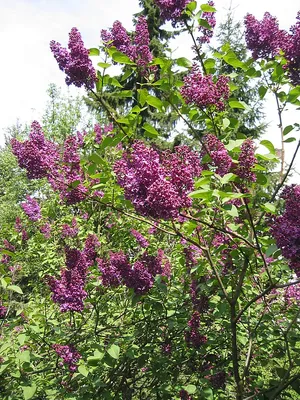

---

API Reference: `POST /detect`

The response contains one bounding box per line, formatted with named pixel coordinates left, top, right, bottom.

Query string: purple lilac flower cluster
left=12, top=123, right=88, bottom=205
left=183, top=245, right=202, bottom=271
left=235, top=139, right=256, bottom=182
left=52, top=344, right=81, bottom=372
left=181, top=65, right=230, bottom=111
left=98, top=250, right=163, bottom=295
left=114, top=141, right=201, bottom=220
left=190, top=280, right=209, bottom=313
left=154, top=0, right=191, bottom=26
left=11, top=121, right=58, bottom=180
left=48, top=247, right=89, bottom=312
left=61, top=218, right=79, bottom=238
left=101, top=16, right=154, bottom=74
left=203, top=134, right=232, bottom=177
left=209, top=371, right=226, bottom=389
left=40, top=223, right=51, bottom=239
left=244, top=12, right=287, bottom=60
left=285, top=12, right=300, bottom=86
left=179, top=389, right=193, bottom=400
left=185, top=311, right=207, bottom=348
left=270, top=185, right=300, bottom=277
left=50, top=27, right=97, bottom=89
left=21, top=196, right=41, bottom=221
left=0, top=303, right=7, bottom=319
left=84, top=234, right=100, bottom=265
left=94, top=123, right=113, bottom=144
left=198, top=1, right=216, bottom=44
left=244, top=11, right=300, bottom=86
left=48, top=135, right=88, bottom=205
left=131, top=229, right=149, bottom=248
left=284, top=283, right=300, bottom=305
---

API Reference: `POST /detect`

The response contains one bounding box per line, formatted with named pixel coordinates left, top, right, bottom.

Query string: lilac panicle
left=270, top=185, right=300, bottom=276
left=235, top=139, right=256, bottom=182
left=48, top=247, right=88, bottom=312
left=52, top=344, right=81, bottom=372
left=244, top=12, right=288, bottom=60
left=244, top=11, right=300, bottom=85
left=102, top=17, right=154, bottom=74
left=198, top=1, right=216, bottom=44
left=181, top=65, right=230, bottom=111
left=203, top=134, right=232, bottom=177
left=50, top=27, right=97, bottom=89
left=154, top=0, right=191, bottom=25
left=131, top=229, right=149, bottom=248
left=185, top=311, right=207, bottom=348
left=11, top=121, right=58, bottom=180
left=114, top=141, right=201, bottom=220
left=21, top=196, right=41, bottom=221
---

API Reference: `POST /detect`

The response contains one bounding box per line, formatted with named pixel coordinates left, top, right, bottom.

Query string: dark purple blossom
left=284, top=12, right=300, bottom=86
left=203, top=134, right=232, bottom=177
left=190, top=280, right=209, bottom=313
left=52, top=344, right=81, bottom=372
left=40, top=223, right=51, bottom=239
left=50, top=28, right=97, bottom=89
left=84, top=234, right=100, bottom=265
left=98, top=251, right=130, bottom=287
left=48, top=248, right=88, bottom=312
left=154, top=0, right=191, bottom=25
left=179, top=389, right=193, bottom=400
left=114, top=141, right=201, bottom=220
left=61, top=218, right=78, bottom=238
left=185, top=311, right=207, bottom=348
left=209, top=371, right=226, bottom=389
left=270, top=185, right=300, bottom=276
left=181, top=65, right=230, bottom=111
left=11, top=121, right=58, bottom=180
left=0, top=304, right=7, bottom=319
left=102, top=17, right=154, bottom=74
left=198, top=1, right=216, bottom=44
left=21, top=196, right=41, bottom=221
left=244, top=12, right=290, bottom=60
left=131, top=229, right=149, bottom=248
left=235, top=139, right=256, bottom=182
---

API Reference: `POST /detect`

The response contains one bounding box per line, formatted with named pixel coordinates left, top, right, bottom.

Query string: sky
left=0, top=0, right=299, bottom=180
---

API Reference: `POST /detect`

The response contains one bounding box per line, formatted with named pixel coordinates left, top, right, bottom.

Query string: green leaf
left=258, top=86, right=268, bottom=99
left=284, top=137, right=296, bottom=143
left=200, top=3, right=216, bottom=12
left=184, top=384, right=197, bottom=394
left=202, top=388, right=213, bottom=399
left=108, top=77, right=123, bottom=88
left=265, top=244, right=278, bottom=257
left=188, top=189, right=213, bottom=200
left=142, top=123, right=159, bottom=138
left=22, top=385, right=36, bottom=400
left=176, top=57, right=192, bottom=68
left=260, top=140, right=275, bottom=155
left=146, top=95, right=164, bottom=111
left=198, top=18, right=212, bottom=30
left=186, top=1, right=197, bottom=12
left=222, top=118, right=230, bottom=129
left=112, top=51, right=135, bottom=65
left=97, top=62, right=111, bottom=69
left=89, top=48, right=100, bottom=56
left=107, top=344, right=120, bottom=360
left=223, top=55, right=245, bottom=69
left=263, top=203, right=276, bottom=214
left=219, top=173, right=236, bottom=184
left=225, top=139, right=245, bottom=151
left=229, top=100, right=247, bottom=109
left=7, top=285, right=23, bottom=294
left=78, top=365, right=89, bottom=377
left=283, top=125, right=294, bottom=135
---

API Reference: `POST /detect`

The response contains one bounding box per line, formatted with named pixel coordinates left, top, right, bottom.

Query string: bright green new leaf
left=7, top=285, right=23, bottom=294
left=22, top=385, right=36, bottom=400
left=107, top=344, right=120, bottom=360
